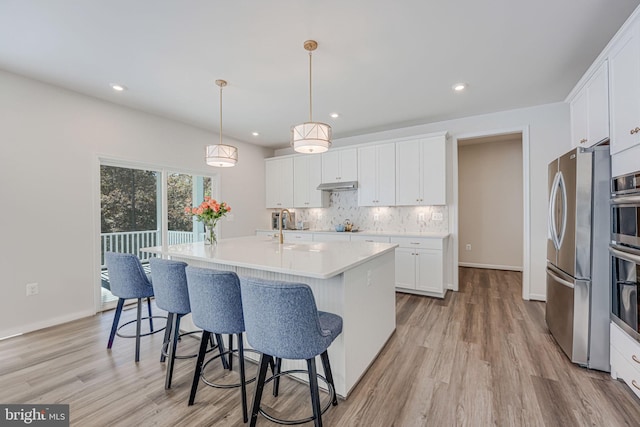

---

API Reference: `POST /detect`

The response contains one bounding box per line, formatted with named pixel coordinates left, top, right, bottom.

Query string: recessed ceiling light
left=330, top=113, right=340, bottom=119
left=252, top=132, right=260, bottom=137
left=452, top=83, right=467, bottom=92
left=110, top=83, right=127, bottom=92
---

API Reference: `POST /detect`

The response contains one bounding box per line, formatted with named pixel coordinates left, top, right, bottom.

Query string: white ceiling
left=1, top=1, right=638, bottom=149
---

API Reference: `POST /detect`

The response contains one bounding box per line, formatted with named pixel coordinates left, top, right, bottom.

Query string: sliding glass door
left=99, top=163, right=216, bottom=309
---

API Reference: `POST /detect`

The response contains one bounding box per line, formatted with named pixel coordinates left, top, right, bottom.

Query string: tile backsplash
left=289, top=191, right=448, bottom=233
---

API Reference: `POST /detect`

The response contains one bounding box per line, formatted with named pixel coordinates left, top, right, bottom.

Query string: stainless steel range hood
left=316, top=181, right=358, bottom=191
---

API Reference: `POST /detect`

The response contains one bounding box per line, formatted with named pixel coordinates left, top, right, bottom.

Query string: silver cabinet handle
left=633, top=380, right=640, bottom=391
left=610, top=245, right=640, bottom=264
left=579, top=138, right=587, bottom=143
left=632, top=355, right=640, bottom=365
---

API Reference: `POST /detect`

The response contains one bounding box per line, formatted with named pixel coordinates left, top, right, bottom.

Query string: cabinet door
left=377, top=143, right=396, bottom=206
left=293, top=156, right=311, bottom=208
left=421, top=136, right=446, bottom=205
left=313, top=233, right=350, bottom=242
left=610, top=30, right=640, bottom=155
left=395, top=248, right=416, bottom=289
left=415, top=249, right=443, bottom=294
left=321, top=151, right=341, bottom=182
left=395, top=140, right=421, bottom=206
left=586, top=61, right=609, bottom=146
left=265, top=158, right=293, bottom=208
left=306, top=155, right=324, bottom=207
left=570, top=89, right=588, bottom=147
left=357, top=146, right=377, bottom=206
left=339, top=148, right=358, bottom=182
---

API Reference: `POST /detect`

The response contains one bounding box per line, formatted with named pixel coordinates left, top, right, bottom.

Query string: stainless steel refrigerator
left=546, top=145, right=610, bottom=371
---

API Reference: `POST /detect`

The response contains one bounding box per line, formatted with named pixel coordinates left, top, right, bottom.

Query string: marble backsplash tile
left=290, top=191, right=448, bottom=233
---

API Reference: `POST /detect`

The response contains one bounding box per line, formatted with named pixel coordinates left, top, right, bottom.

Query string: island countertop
left=142, top=235, right=398, bottom=279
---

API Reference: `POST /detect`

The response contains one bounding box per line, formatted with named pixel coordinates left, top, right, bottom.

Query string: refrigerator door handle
left=549, top=172, right=561, bottom=250
left=610, top=244, right=640, bottom=263
left=547, top=266, right=575, bottom=289
left=556, top=171, right=568, bottom=249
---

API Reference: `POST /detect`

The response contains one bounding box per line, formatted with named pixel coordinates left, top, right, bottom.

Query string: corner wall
left=0, top=70, right=273, bottom=338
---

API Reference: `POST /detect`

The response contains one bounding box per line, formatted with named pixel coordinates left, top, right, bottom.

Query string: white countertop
left=257, top=229, right=449, bottom=239
left=142, top=236, right=398, bottom=279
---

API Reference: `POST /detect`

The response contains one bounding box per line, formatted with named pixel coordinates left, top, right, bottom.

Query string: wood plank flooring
left=1, top=267, right=639, bottom=426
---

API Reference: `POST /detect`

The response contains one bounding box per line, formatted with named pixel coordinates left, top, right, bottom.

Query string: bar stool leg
left=238, top=333, right=248, bottom=423
left=273, top=357, right=282, bottom=397
left=228, top=334, right=234, bottom=371
left=250, top=353, right=273, bottom=427
left=307, top=358, right=322, bottom=427
left=165, top=314, right=181, bottom=389
left=147, top=296, right=154, bottom=331
left=320, top=351, right=338, bottom=406
left=188, top=330, right=211, bottom=405
left=160, top=312, right=174, bottom=362
left=135, top=298, right=142, bottom=363
left=107, top=298, right=125, bottom=349
left=215, top=333, right=229, bottom=370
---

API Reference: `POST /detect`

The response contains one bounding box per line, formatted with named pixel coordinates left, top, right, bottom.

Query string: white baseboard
left=528, top=293, right=546, bottom=302
left=458, top=262, right=523, bottom=272
left=0, top=309, right=96, bottom=340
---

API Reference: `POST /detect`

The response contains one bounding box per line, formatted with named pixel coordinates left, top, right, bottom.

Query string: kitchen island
left=142, top=235, right=397, bottom=398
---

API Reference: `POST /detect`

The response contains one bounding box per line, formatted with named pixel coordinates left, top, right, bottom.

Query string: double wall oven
left=610, top=171, right=640, bottom=342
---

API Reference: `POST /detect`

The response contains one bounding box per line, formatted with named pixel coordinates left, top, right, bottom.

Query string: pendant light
left=290, top=40, right=332, bottom=154
left=206, top=79, right=238, bottom=167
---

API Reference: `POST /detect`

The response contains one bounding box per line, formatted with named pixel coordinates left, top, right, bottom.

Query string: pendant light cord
left=219, top=84, right=223, bottom=145
left=309, top=50, right=313, bottom=122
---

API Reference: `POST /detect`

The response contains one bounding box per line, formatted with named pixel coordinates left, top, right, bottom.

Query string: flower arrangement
left=185, top=196, right=231, bottom=245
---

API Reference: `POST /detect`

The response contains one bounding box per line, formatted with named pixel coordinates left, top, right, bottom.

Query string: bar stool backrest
left=105, top=252, right=154, bottom=299
left=185, top=267, right=245, bottom=335
left=241, top=278, right=330, bottom=360
left=149, top=258, right=190, bottom=315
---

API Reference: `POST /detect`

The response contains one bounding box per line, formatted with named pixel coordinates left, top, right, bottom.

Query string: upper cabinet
left=321, top=148, right=357, bottom=183
left=293, top=155, right=328, bottom=208
left=396, top=136, right=447, bottom=206
left=570, top=61, right=609, bottom=148
left=265, top=157, right=294, bottom=208
left=610, top=27, right=640, bottom=155
left=358, top=143, right=396, bottom=206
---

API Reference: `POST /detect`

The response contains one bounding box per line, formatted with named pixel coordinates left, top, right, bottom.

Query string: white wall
left=458, top=138, right=523, bottom=270
left=0, top=70, right=273, bottom=338
left=276, top=102, right=572, bottom=300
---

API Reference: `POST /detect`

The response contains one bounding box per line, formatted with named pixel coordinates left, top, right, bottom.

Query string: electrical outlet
left=418, top=213, right=425, bottom=221
left=373, top=214, right=379, bottom=221
left=226, top=213, right=235, bottom=222
left=432, top=212, right=444, bottom=221
left=466, top=244, right=472, bottom=251
left=26, top=282, right=39, bottom=296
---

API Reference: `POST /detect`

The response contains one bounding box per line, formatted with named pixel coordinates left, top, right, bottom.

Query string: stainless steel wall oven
left=611, top=171, right=640, bottom=342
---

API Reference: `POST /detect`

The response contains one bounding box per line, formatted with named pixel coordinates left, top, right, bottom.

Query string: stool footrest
left=115, top=316, right=167, bottom=339
left=201, top=348, right=260, bottom=389
left=258, top=369, right=335, bottom=426
left=161, top=330, right=212, bottom=360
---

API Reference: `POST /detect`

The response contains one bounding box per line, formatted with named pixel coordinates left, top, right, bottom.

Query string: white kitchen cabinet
left=390, top=236, right=446, bottom=298
left=610, top=27, right=640, bottom=155
left=265, top=157, right=294, bottom=208
left=293, top=155, right=328, bottom=208
left=610, top=322, right=640, bottom=399
left=350, top=235, right=391, bottom=243
left=313, top=233, right=350, bottom=242
left=284, top=232, right=314, bottom=242
left=395, top=136, right=446, bottom=206
left=570, top=61, right=609, bottom=148
left=321, top=148, right=357, bottom=183
left=358, top=143, right=396, bottom=206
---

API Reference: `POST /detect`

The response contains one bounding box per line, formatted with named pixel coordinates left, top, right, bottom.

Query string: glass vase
left=204, top=220, right=217, bottom=245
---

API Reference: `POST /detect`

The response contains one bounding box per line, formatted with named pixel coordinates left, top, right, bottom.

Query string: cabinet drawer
left=611, top=322, right=640, bottom=370
left=284, top=232, right=313, bottom=242
left=390, top=236, right=442, bottom=250
left=313, top=233, right=350, bottom=242
left=351, top=235, right=391, bottom=243
left=611, top=347, right=640, bottom=399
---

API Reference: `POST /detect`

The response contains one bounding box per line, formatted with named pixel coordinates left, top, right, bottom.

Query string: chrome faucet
left=278, top=209, right=291, bottom=244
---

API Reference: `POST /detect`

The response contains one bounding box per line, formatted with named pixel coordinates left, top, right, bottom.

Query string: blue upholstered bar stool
left=105, top=252, right=166, bottom=363
left=241, top=277, right=343, bottom=427
left=150, top=258, right=226, bottom=389
left=185, top=267, right=255, bottom=423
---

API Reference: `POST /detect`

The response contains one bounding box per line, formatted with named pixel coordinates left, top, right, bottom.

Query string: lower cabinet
left=391, top=237, right=446, bottom=298
left=313, top=233, right=351, bottom=242
left=610, top=322, right=640, bottom=399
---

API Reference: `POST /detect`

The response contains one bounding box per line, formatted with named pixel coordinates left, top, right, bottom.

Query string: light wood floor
left=2, top=267, right=639, bottom=426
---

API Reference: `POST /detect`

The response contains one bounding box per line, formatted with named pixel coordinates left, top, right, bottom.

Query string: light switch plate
left=431, top=212, right=444, bottom=221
